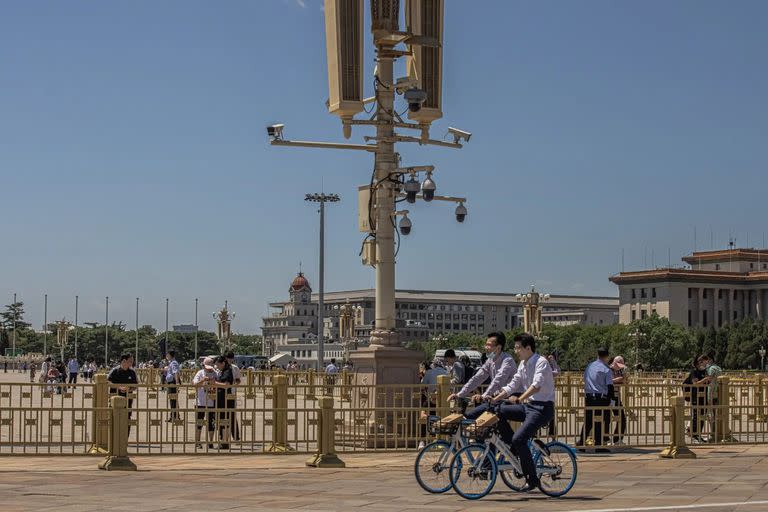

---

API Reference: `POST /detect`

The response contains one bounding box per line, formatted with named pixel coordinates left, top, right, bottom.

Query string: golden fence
left=1, top=373, right=767, bottom=460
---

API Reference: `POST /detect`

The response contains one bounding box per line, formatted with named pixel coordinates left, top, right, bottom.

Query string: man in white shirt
left=491, top=333, right=555, bottom=490
left=192, top=357, right=217, bottom=448
left=67, top=358, right=80, bottom=383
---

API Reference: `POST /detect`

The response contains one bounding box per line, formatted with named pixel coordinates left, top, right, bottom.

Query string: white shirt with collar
left=502, top=353, right=556, bottom=403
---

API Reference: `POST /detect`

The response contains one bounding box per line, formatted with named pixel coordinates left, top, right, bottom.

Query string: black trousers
left=69, top=372, right=78, bottom=384
left=579, top=395, right=611, bottom=446
left=167, top=384, right=179, bottom=418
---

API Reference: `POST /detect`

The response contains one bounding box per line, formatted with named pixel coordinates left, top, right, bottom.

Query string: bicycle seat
left=532, top=438, right=550, bottom=456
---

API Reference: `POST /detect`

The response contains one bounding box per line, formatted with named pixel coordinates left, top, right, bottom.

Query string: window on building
left=652, top=288, right=656, bottom=298
left=718, top=310, right=723, bottom=327
left=703, top=310, right=708, bottom=327
left=652, top=308, right=657, bottom=316
left=688, top=288, right=692, bottom=299
left=763, top=264, right=767, bottom=270
left=715, top=264, right=720, bottom=270
left=703, top=289, right=708, bottom=299
left=734, top=290, right=738, bottom=300
left=631, top=289, right=636, bottom=299
left=734, top=310, right=738, bottom=320
left=641, top=310, right=647, bottom=319
left=718, top=289, right=723, bottom=299
left=688, top=310, right=692, bottom=326
left=750, top=263, right=754, bottom=269
left=641, top=288, right=647, bottom=298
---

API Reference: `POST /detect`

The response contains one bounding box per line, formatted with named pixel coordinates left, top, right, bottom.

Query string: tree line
left=0, top=301, right=262, bottom=363
left=406, top=314, right=768, bottom=371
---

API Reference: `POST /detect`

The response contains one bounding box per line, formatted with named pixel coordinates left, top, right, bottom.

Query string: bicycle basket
left=428, top=413, right=464, bottom=435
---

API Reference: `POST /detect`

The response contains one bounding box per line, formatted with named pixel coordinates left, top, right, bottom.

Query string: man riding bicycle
left=489, top=333, right=556, bottom=490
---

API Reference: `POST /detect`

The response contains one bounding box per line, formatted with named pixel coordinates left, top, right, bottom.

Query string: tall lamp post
left=54, top=319, right=74, bottom=362
left=305, top=192, right=340, bottom=370
left=515, top=286, right=550, bottom=338
left=269, top=2, right=469, bottom=383
left=629, top=328, right=646, bottom=370
left=760, top=347, right=766, bottom=372
left=214, top=304, right=235, bottom=354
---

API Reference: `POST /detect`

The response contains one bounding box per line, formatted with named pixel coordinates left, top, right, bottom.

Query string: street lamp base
left=369, top=329, right=400, bottom=348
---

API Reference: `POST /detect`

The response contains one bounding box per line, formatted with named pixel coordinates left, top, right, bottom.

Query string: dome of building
left=290, top=272, right=311, bottom=291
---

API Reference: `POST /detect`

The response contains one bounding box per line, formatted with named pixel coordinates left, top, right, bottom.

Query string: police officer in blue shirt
left=578, top=347, right=614, bottom=452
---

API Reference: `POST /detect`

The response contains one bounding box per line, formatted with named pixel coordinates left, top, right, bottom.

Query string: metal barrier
left=2, top=374, right=768, bottom=460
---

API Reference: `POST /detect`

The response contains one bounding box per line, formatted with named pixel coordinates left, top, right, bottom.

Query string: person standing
left=683, top=355, right=707, bottom=443
left=225, top=352, right=241, bottom=442
left=443, top=349, right=466, bottom=386
left=325, top=358, right=339, bottom=395
left=696, top=354, right=723, bottom=441
left=29, top=362, right=36, bottom=383
left=609, top=355, right=627, bottom=445
left=446, top=332, right=516, bottom=419
left=40, top=357, right=51, bottom=384
left=490, top=333, right=556, bottom=490
left=208, top=355, right=234, bottom=449
left=163, top=351, right=181, bottom=421
left=192, top=357, right=217, bottom=449
left=67, top=357, right=80, bottom=384
left=107, top=354, right=138, bottom=435
left=578, top=347, right=614, bottom=452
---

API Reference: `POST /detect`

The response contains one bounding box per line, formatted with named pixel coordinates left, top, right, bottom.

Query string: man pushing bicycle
left=488, top=333, right=556, bottom=490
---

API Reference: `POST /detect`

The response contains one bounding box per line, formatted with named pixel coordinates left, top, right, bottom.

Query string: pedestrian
left=683, top=354, right=707, bottom=443
left=696, top=354, right=723, bottom=442
left=446, top=332, right=516, bottom=420
left=46, top=364, right=61, bottom=394
left=443, top=349, right=466, bottom=386
left=491, top=333, right=556, bottom=490
left=29, top=362, right=36, bottom=383
left=163, top=350, right=181, bottom=422
left=88, top=361, right=98, bottom=382
left=107, top=354, right=138, bottom=436
left=208, top=355, right=234, bottom=449
left=325, top=357, right=339, bottom=395
left=578, top=347, right=614, bottom=452
left=40, top=357, right=51, bottom=384
left=609, top=355, right=627, bottom=445
left=225, top=351, right=241, bottom=441
left=417, top=358, right=448, bottom=448
left=3, top=360, right=7, bottom=373
left=192, top=357, right=217, bottom=449
left=67, top=357, right=80, bottom=384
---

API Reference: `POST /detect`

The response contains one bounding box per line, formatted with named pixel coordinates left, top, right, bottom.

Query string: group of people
left=34, top=357, right=99, bottom=391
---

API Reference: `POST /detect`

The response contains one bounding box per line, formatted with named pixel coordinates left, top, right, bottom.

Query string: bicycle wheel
left=414, top=440, right=454, bottom=493
left=449, top=443, right=497, bottom=500
left=537, top=441, right=578, bottom=497
left=497, top=453, right=530, bottom=492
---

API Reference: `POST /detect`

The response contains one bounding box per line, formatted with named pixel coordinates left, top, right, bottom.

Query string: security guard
left=578, top=347, right=614, bottom=452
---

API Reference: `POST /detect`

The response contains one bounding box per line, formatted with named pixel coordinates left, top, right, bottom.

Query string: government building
left=262, top=273, right=618, bottom=368
left=610, top=248, right=768, bottom=327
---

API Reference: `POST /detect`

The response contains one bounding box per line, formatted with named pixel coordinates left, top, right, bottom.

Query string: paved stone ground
left=2, top=446, right=768, bottom=512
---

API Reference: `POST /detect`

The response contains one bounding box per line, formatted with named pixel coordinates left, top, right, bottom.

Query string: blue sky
left=2, top=0, right=767, bottom=333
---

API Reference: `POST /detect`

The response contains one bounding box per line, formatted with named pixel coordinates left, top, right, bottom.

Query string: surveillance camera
left=455, top=203, right=467, bottom=223
left=421, top=172, right=436, bottom=202
left=399, top=215, right=412, bottom=235
left=448, top=127, right=472, bottom=143
left=403, top=175, right=420, bottom=204
left=267, top=124, right=285, bottom=140
left=404, top=88, right=427, bottom=113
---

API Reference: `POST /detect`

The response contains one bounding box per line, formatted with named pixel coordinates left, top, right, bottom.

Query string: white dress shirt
left=502, top=353, right=556, bottom=403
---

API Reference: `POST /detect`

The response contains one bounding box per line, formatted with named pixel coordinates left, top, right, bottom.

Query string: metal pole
left=43, top=294, right=48, bottom=356
left=318, top=199, right=325, bottom=370
left=371, top=50, right=398, bottom=347
left=74, top=295, right=79, bottom=360
left=165, top=298, right=169, bottom=354
left=135, top=298, right=139, bottom=363
left=194, top=298, right=199, bottom=364
left=12, top=293, right=16, bottom=356
left=105, top=296, right=109, bottom=367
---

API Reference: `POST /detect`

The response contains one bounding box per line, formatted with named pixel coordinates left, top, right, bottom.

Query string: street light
left=305, top=192, right=340, bottom=370
left=629, top=328, right=646, bottom=370
left=514, top=286, right=550, bottom=338
left=270, top=1, right=469, bottom=354
left=760, top=347, right=766, bottom=372
left=213, top=304, right=235, bottom=354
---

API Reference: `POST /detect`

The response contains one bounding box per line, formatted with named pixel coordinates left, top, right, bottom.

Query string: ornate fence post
left=756, top=374, right=766, bottom=422
left=716, top=375, right=732, bottom=442
left=306, top=396, right=345, bottom=468
left=267, top=374, right=291, bottom=452
left=98, top=395, right=137, bottom=471
left=436, top=374, right=450, bottom=419
left=88, top=374, right=110, bottom=454
left=660, top=395, right=696, bottom=459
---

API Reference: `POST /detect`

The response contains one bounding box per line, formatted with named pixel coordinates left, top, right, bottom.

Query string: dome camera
left=404, top=175, right=420, bottom=203
left=455, top=203, right=467, bottom=223
left=399, top=215, right=412, bottom=235
left=421, top=172, right=436, bottom=202
left=404, top=88, right=427, bottom=113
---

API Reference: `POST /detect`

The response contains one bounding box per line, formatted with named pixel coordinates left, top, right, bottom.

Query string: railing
left=1, top=373, right=766, bottom=462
